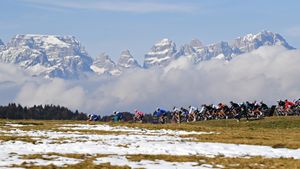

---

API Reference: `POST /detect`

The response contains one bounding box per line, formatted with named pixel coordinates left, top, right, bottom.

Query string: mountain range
left=0, top=31, right=294, bottom=79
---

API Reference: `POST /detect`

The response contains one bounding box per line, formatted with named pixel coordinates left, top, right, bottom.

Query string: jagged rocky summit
left=90, top=50, right=141, bottom=76
left=0, top=34, right=93, bottom=79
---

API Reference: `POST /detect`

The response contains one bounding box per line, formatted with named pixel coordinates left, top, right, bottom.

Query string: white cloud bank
left=1, top=46, right=300, bottom=115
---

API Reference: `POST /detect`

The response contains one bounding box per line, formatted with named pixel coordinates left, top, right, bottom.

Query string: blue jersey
left=113, top=112, right=123, bottom=122
left=116, top=112, right=123, bottom=118
left=154, top=109, right=167, bottom=117
left=90, top=114, right=100, bottom=121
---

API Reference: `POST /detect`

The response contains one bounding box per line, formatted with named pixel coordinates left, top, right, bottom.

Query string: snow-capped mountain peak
left=9, top=34, right=70, bottom=49
left=230, top=30, right=294, bottom=54
left=117, top=50, right=140, bottom=69
left=143, top=38, right=177, bottom=68
left=0, top=34, right=93, bottom=79
left=154, top=38, right=173, bottom=47
left=90, top=53, right=121, bottom=76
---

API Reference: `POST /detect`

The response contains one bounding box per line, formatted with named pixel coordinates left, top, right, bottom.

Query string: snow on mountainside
left=0, top=34, right=93, bottom=79
left=231, top=30, right=294, bottom=54
left=193, top=41, right=233, bottom=62
left=91, top=50, right=140, bottom=76
left=143, top=38, right=178, bottom=68
left=90, top=53, right=121, bottom=76
left=177, top=39, right=202, bottom=58
left=117, top=50, right=140, bottom=70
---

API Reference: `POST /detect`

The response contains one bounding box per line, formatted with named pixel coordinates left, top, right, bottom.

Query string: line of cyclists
left=88, top=99, right=300, bottom=123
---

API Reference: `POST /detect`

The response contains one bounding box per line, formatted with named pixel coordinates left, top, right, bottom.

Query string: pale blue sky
left=1, top=0, right=300, bottom=63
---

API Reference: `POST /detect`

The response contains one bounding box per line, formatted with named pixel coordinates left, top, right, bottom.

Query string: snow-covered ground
left=0, top=123, right=300, bottom=168
left=59, top=124, right=216, bottom=135
left=94, top=155, right=221, bottom=169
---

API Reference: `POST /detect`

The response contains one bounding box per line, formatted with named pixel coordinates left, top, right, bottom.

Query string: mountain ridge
left=0, top=31, right=295, bottom=79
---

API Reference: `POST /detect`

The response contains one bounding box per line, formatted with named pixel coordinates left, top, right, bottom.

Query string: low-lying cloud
left=1, top=46, right=300, bottom=115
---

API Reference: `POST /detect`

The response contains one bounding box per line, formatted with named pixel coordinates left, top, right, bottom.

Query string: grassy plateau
left=0, top=116, right=300, bottom=168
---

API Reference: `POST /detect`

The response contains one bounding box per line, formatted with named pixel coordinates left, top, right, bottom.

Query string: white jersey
left=199, top=106, right=205, bottom=114
left=189, top=106, right=197, bottom=114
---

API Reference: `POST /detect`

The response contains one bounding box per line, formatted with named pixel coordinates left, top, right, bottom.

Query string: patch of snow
left=144, top=56, right=171, bottom=64
left=5, top=123, right=33, bottom=127
left=94, top=155, right=217, bottom=169
left=90, top=65, right=106, bottom=74
left=147, top=48, right=171, bottom=55
left=25, top=64, right=50, bottom=74
left=0, top=153, right=81, bottom=168
left=109, top=69, right=122, bottom=76
left=215, top=54, right=225, bottom=60
left=43, top=36, right=69, bottom=48
left=59, top=124, right=215, bottom=135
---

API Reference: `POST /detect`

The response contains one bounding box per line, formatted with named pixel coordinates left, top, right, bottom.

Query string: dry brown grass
left=0, top=135, right=39, bottom=144
left=21, top=153, right=94, bottom=160
left=180, top=127, right=300, bottom=149
left=1, top=117, right=300, bottom=149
